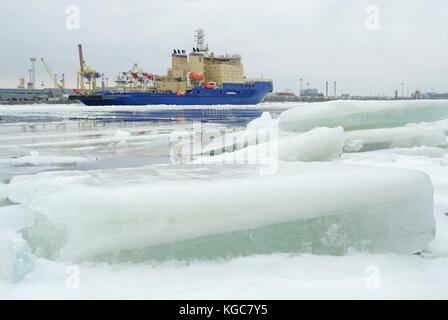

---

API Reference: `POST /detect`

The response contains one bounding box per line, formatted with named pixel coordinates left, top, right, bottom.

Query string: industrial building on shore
left=0, top=56, right=75, bottom=104
left=0, top=88, right=74, bottom=103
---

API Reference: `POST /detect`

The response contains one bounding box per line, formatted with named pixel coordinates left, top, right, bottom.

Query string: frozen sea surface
left=1, top=102, right=448, bottom=299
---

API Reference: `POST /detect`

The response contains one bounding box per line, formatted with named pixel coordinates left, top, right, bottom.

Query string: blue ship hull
left=69, top=81, right=273, bottom=106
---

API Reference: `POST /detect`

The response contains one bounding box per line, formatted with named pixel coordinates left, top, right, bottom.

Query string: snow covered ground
left=1, top=102, right=448, bottom=299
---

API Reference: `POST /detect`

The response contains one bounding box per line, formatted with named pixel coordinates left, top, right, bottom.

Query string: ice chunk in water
left=341, top=146, right=445, bottom=163
left=277, top=127, right=344, bottom=161
left=246, top=111, right=272, bottom=131
left=195, top=127, right=344, bottom=163
left=4, top=163, right=435, bottom=262
left=279, top=100, right=448, bottom=132
left=178, top=115, right=279, bottom=160
left=0, top=154, right=89, bottom=166
left=0, top=231, right=34, bottom=283
left=440, top=154, right=448, bottom=167
left=0, top=205, right=35, bottom=283
left=344, top=124, right=446, bottom=152
left=0, top=183, right=6, bottom=204
left=433, top=119, right=448, bottom=134
left=114, top=130, right=131, bottom=138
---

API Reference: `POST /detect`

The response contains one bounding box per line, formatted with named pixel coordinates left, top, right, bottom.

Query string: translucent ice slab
left=3, top=163, right=435, bottom=262
left=195, top=127, right=344, bottom=163
left=344, top=124, right=446, bottom=152
left=0, top=205, right=35, bottom=283
left=175, top=114, right=280, bottom=160
left=340, top=146, right=445, bottom=162
left=0, top=153, right=89, bottom=166
left=279, top=100, right=448, bottom=132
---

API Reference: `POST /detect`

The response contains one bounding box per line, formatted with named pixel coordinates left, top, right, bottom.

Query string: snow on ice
left=0, top=151, right=89, bottom=166
left=1, top=101, right=448, bottom=298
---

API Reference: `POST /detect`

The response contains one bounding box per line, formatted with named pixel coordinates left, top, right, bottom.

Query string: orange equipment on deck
left=203, top=82, right=217, bottom=89
left=189, top=72, right=204, bottom=81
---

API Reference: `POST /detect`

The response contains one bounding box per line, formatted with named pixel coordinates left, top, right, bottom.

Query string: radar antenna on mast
left=195, top=28, right=208, bottom=52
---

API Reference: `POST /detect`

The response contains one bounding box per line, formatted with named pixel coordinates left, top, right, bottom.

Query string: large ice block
left=340, top=146, right=445, bottom=162
left=0, top=184, right=6, bottom=204
left=176, top=114, right=279, bottom=160
left=246, top=111, right=273, bottom=131
left=279, top=100, right=448, bottom=132
left=0, top=205, right=35, bottom=283
left=3, top=163, right=435, bottom=262
left=0, top=152, right=89, bottom=166
left=195, top=127, right=344, bottom=163
left=344, top=124, right=446, bottom=152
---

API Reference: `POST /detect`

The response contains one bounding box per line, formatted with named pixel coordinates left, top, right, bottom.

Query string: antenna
left=195, top=28, right=208, bottom=52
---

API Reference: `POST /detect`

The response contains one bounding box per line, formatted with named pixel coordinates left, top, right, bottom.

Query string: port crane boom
left=77, top=44, right=101, bottom=90
left=40, top=58, right=65, bottom=93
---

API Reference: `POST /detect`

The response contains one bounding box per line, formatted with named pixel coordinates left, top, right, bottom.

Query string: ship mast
left=195, top=28, right=209, bottom=53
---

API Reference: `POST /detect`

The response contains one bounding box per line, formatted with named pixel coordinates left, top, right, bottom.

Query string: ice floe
left=2, top=100, right=448, bottom=299
left=0, top=205, right=35, bottom=283
left=279, top=100, right=448, bottom=132
left=344, top=124, right=446, bottom=152
left=195, top=127, right=345, bottom=163
left=0, top=151, right=89, bottom=166
left=341, top=146, right=446, bottom=163
left=2, top=163, right=435, bottom=262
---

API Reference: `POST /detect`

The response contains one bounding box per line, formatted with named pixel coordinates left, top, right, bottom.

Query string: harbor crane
left=40, top=58, right=65, bottom=93
left=77, top=44, right=101, bottom=91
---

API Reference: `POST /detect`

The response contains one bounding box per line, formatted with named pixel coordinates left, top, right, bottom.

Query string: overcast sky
left=1, top=0, right=447, bottom=96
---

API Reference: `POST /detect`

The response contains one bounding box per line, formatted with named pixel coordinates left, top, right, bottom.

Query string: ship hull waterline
left=69, top=81, right=273, bottom=106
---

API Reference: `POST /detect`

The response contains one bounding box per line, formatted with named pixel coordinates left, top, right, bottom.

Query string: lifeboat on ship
left=203, top=82, right=217, bottom=89
left=189, top=72, right=204, bottom=81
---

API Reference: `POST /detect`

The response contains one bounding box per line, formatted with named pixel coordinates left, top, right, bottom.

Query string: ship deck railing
left=244, top=78, right=273, bottom=83
left=83, top=87, right=161, bottom=94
